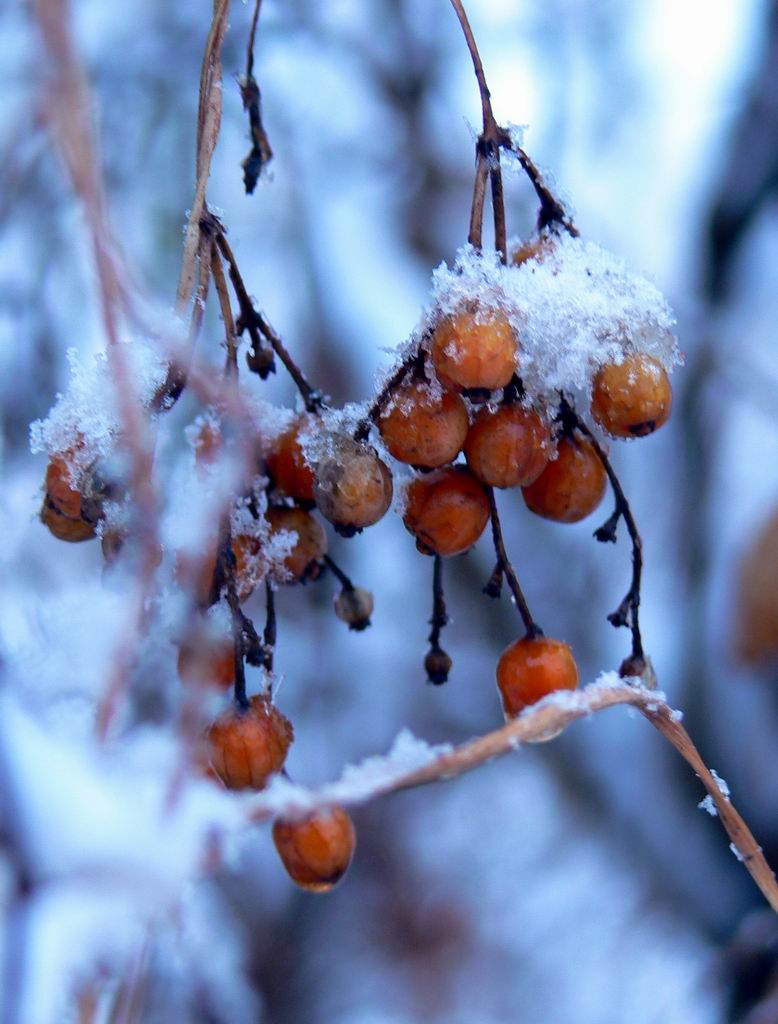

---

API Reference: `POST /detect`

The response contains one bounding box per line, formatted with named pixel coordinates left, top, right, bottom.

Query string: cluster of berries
left=37, top=229, right=674, bottom=892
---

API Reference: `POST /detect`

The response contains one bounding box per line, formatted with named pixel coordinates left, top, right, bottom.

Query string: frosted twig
left=248, top=676, right=778, bottom=916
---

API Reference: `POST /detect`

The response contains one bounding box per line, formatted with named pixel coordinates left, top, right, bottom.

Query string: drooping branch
left=248, top=676, right=778, bottom=916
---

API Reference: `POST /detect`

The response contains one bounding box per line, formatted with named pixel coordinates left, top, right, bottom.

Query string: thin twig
left=323, top=553, right=355, bottom=592
left=354, top=347, right=424, bottom=442
left=486, top=486, right=542, bottom=638
left=176, top=0, right=230, bottom=314
left=213, top=230, right=323, bottom=411
left=210, top=243, right=238, bottom=377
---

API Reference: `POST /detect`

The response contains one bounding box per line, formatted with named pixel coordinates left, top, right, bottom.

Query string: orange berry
left=265, top=507, right=327, bottom=583
left=40, top=500, right=96, bottom=542
left=379, top=379, right=469, bottom=468
left=272, top=806, right=356, bottom=892
left=266, top=416, right=317, bottom=503
left=45, top=453, right=83, bottom=519
left=207, top=695, right=293, bottom=791
left=403, top=466, right=490, bottom=557
left=465, top=404, right=552, bottom=488
left=591, top=355, right=672, bottom=438
left=178, top=637, right=235, bottom=690
left=314, top=440, right=393, bottom=534
left=522, top=434, right=606, bottom=523
left=496, top=636, right=579, bottom=718
left=431, top=309, right=517, bottom=394
left=511, top=234, right=556, bottom=267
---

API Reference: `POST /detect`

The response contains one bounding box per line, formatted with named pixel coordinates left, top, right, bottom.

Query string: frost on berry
left=30, top=340, right=169, bottom=472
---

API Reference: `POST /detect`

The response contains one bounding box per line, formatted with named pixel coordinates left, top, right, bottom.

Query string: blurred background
left=2, top=0, right=778, bottom=1021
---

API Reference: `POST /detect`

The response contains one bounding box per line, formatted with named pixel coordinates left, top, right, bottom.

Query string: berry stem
left=263, top=581, right=277, bottom=675
left=428, top=555, right=449, bottom=649
left=213, top=228, right=324, bottom=412
left=354, top=347, right=424, bottom=442
left=323, top=553, right=355, bottom=593
left=563, top=403, right=645, bottom=668
left=486, top=486, right=542, bottom=638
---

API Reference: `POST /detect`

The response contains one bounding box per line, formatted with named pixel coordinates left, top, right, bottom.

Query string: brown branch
left=210, top=243, right=239, bottom=377
left=176, top=0, right=230, bottom=314
left=249, top=678, right=778, bottom=916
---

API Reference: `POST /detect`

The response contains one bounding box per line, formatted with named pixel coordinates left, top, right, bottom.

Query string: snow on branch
left=247, top=674, right=778, bottom=916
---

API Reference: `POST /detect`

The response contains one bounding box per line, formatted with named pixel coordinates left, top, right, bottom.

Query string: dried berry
left=522, top=434, right=606, bottom=523
left=464, top=404, right=552, bottom=489
left=334, top=586, right=374, bottom=631
left=207, top=695, right=293, bottom=790
left=403, top=465, right=489, bottom=557
left=379, top=378, right=469, bottom=469
left=496, top=636, right=579, bottom=718
left=314, top=439, right=393, bottom=535
left=46, top=452, right=84, bottom=520
left=272, top=806, right=356, bottom=892
left=591, top=354, right=672, bottom=438
left=266, top=415, right=317, bottom=503
left=430, top=309, right=517, bottom=394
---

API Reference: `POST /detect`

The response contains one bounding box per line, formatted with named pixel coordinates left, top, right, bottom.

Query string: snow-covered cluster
left=418, top=235, right=680, bottom=413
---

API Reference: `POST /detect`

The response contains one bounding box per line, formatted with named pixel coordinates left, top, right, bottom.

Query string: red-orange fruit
left=314, top=440, right=393, bottom=533
left=464, top=404, right=552, bottom=488
left=379, top=379, right=469, bottom=468
left=522, top=434, right=606, bottom=523
left=45, top=452, right=84, bottom=519
left=207, top=695, right=293, bottom=791
left=266, top=416, right=317, bottom=502
left=511, top=235, right=556, bottom=267
left=265, top=506, right=328, bottom=583
left=178, top=637, right=235, bottom=690
left=431, top=310, right=517, bottom=393
left=735, top=507, right=778, bottom=664
left=591, top=354, right=672, bottom=438
left=272, top=806, right=356, bottom=892
left=403, top=466, right=490, bottom=557
left=496, top=636, right=579, bottom=718
left=40, top=500, right=96, bottom=542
